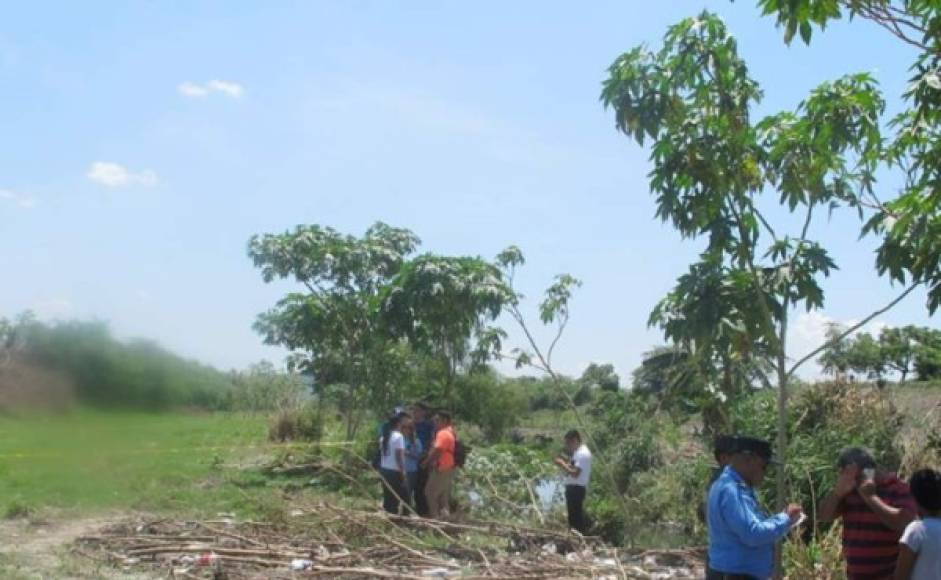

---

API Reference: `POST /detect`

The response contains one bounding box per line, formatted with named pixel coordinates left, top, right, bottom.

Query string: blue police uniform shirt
left=415, top=420, right=434, bottom=451
left=707, top=465, right=792, bottom=579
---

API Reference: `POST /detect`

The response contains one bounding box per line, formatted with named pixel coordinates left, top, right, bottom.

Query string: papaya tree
left=601, top=11, right=920, bottom=530
left=750, top=1, right=941, bottom=314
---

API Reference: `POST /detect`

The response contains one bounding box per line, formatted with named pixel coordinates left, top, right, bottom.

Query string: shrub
left=268, top=402, right=324, bottom=443
left=230, top=361, right=308, bottom=413
left=589, top=390, right=665, bottom=492
left=451, top=370, right=527, bottom=442
left=459, top=445, right=555, bottom=520
left=729, top=381, right=903, bottom=516
left=587, top=495, right=628, bottom=546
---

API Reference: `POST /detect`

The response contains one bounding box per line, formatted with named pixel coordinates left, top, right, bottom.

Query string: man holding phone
left=819, top=447, right=917, bottom=579
left=554, top=429, right=592, bottom=534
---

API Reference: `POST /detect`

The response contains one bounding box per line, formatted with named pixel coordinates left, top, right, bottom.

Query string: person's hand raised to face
left=835, top=464, right=861, bottom=497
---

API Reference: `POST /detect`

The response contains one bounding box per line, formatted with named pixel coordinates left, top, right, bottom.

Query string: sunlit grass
left=0, top=409, right=283, bottom=517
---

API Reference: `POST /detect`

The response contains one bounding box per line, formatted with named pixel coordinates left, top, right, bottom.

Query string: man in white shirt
left=554, top=429, right=592, bottom=534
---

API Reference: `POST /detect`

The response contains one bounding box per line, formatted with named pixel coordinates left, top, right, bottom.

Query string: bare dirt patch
left=0, top=513, right=157, bottom=579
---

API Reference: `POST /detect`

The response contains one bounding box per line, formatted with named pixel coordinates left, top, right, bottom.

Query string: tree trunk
left=774, top=311, right=789, bottom=579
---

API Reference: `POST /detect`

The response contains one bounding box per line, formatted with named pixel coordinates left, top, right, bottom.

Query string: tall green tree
left=248, top=222, right=420, bottom=439
left=912, top=326, right=941, bottom=380
left=847, top=332, right=886, bottom=381
left=818, top=323, right=853, bottom=377
left=878, top=326, right=919, bottom=382
left=579, top=362, right=621, bottom=393
left=601, top=11, right=913, bottom=523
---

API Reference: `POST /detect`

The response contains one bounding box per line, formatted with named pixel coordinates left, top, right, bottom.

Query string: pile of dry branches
left=76, top=503, right=703, bottom=579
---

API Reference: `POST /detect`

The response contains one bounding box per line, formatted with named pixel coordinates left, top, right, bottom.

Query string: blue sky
left=1, top=1, right=936, bottom=380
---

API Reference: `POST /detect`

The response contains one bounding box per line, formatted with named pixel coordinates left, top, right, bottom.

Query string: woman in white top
left=895, top=469, right=941, bottom=580
left=379, top=413, right=408, bottom=514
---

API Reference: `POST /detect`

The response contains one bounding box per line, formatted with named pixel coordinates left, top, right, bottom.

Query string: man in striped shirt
left=818, top=447, right=917, bottom=579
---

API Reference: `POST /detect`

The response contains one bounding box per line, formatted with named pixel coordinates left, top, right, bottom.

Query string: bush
left=587, top=381, right=906, bottom=545
left=452, top=370, right=527, bottom=442
left=589, top=390, right=665, bottom=492
left=230, top=361, right=308, bottom=413
left=268, top=402, right=324, bottom=443
left=729, top=381, right=903, bottom=516
left=460, top=444, right=555, bottom=520
left=587, top=495, right=628, bottom=546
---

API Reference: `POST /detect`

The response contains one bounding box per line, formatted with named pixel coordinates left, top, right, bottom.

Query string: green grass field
left=0, top=410, right=289, bottom=518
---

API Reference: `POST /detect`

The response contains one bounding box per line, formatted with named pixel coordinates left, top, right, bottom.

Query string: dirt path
left=0, top=514, right=155, bottom=579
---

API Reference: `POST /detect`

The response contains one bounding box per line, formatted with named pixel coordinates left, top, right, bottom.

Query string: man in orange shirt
left=422, top=411, right=456, bottom=519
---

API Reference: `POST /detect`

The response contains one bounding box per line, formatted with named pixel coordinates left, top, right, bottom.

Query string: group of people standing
left=377, top=403, right=457, bottom=520
left=705, top=435, right=941, bottom=580
left=377, top=408, right=597, bottom=538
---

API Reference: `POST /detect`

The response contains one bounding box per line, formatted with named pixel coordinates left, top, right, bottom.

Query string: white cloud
left=86, top=162, right=158, bottom=188
left=178, top=79, right=244, bottom=99
left=787, top=311, right=889, bottom=378
left=206, top=79, right=244, bottom=98
left=177, top=81, right=209, bottom=98
left=0, top=189, right=37, bottom=209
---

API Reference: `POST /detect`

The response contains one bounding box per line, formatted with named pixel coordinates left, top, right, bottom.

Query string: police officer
left=706, top=436, right=803, bottom=580
left=700, top=435, right=741, bottom=524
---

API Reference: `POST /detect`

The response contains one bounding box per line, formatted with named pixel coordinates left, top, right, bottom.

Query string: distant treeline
left=2, top=315, right=233, bottom=410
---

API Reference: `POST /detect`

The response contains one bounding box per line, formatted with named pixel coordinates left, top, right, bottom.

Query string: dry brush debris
left=76, top=504, right=704, bottom=579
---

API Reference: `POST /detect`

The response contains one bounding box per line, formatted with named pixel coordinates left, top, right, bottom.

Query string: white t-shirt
left=565, top=444, right=592, bottom=488
left=900, top=517, right=941, bottom=580
left=379, top=430, right=405, bottom=471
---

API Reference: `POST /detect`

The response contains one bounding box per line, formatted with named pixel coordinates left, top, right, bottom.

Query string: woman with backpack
left=378, top=412, right=408, bottom=514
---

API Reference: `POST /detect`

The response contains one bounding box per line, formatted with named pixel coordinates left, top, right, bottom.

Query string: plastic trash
left=291, top=559, right=314, bottom=571
left=196, top=552, right=219, bottom=566
left=421, top=568, right=456, bottom=578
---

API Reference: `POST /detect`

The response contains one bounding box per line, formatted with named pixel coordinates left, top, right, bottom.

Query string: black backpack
left=454, top=439, right=471, bottom=468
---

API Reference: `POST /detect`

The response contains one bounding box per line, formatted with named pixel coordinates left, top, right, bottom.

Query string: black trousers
left=564, top=485, right=589, bottom=534
left=414, top=466, right=430, bottom=516
left=380, top=468, right=407, bottom=514
left=705, top=569, right=758, bottom=580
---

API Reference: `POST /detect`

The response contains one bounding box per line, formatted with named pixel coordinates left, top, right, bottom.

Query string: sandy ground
left=0, top=514, right=155, bottom=579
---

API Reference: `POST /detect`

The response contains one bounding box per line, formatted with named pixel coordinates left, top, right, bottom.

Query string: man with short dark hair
left=422, top=411, right=456, bottom=519
left=554, top=429, right=592, bottom=534
left=707, top=436, right=803, bottom=580
left=700, top=435, right=740, bottom=524
left=818, top=447, right=916, bottom=579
